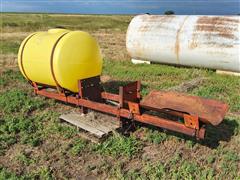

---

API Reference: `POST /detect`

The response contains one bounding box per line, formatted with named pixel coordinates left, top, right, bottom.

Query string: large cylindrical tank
left=126, top=15, right=240, bottom=72
left=18, top=29, right=102, bottom=92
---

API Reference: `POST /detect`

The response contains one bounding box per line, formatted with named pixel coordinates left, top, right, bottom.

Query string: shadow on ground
left=201, top=118, right=239, bottom=148
left=131, top=117, right=238, bottom=149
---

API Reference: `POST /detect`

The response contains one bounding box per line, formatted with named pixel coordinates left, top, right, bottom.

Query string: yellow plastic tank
left=18, top=28, right=103, bottom=92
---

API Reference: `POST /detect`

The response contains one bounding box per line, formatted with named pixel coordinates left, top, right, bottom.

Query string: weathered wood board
left=59, top=111, right=120, bottom=138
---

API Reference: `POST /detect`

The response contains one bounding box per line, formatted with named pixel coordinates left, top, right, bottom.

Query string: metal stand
left=32, top=76, right=229, bottom=140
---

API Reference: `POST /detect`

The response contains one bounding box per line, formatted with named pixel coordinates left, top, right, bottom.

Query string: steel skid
left=32, top=76, right=228, bottom=140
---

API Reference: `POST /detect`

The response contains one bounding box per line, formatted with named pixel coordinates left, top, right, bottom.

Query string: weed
left=69, top=138, right=87, bottom=155
left=185, top=139, right=196, bottom=148
left=169, top=152, right=181, bottom=165
left=171, top=161, right=199, bottom=180
left=0, top=40, right=20, bottom=54
left=1, top=115, right=44, bottom=147
left=200, top=168, right=215, bottom=180
left=145, top=163, right=166, bottom=179
left=20, top=132, right=42, bottom=147
left=109, top=163, right=124, bottom=179
left=93, top=133, right=142, bottom=158
left=0, top=70, right=25, bottom=87
left=207, top=155, right=215, bottom=164
left=124, top=169, right=142, bottom=179
left=54, top=124, right=78, bottom=139
left=15, top=152, right=34, bottom=166
left=144, top=129, right=168, bottom=144
left=30, top=166, right=53, bottom=180
left=223, top=151, right=239, bottom=162
left=0, top=167, right=18, bottom=180
left=0, top=89, right=45, bottom=115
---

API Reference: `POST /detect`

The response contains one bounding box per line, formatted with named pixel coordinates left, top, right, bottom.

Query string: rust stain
left=196, top=24, right=237, bottom=39
left=189, top=34, right=198, bottom=49
left=196, top=16, right=239, bottom=40
left=175, top=16, right=189, bottom=64
left=190, top=16, right=239, bottom=49
left=148, top=15, right=175, bottom=22
left=138, top=15, right=175, bottom=32
left=197, top=16, right=239, bottom=25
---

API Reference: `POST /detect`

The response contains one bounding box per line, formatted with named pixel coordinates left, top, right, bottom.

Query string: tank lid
left=48, top=28, right=68, bottom=34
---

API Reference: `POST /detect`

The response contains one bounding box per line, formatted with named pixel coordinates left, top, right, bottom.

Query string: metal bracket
left=32, top=82, right=39, bottom=94
left=183, top=114, right=199, bottom=129
left=183, top=114, right=203, bottom=139
left=119, top=81, right=141, bottom=108
left=128, top=102, right=140, bottom=115
left=78, top=76, right=103, bottom=102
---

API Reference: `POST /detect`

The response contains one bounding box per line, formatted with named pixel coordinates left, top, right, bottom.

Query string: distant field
left=0, top=13, right=239, bottom=179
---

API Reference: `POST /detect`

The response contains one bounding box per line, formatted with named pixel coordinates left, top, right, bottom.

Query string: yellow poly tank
left=18, top=28, right=103, bottom=92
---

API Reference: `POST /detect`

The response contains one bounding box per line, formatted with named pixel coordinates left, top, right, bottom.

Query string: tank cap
left=48, top=28, right=68, bottom=33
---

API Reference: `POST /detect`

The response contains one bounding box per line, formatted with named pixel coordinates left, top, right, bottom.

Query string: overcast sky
left=1, top=0, right=240, bottom=15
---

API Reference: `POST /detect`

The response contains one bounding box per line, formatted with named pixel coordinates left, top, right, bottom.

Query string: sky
left=1, top=0, right=240, bottom=15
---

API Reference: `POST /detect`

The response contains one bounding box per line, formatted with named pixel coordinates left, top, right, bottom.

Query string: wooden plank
left=60, top=113, right=105, bottom=138
left=59, top=112, right=120, bottom=138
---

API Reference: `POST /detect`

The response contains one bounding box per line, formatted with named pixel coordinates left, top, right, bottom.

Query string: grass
left=144, top=129, right=168, bottom=144
left=0, top=13, right=240, bottom=179
left=69, top=138, right=87, bottom=156
left=1, top=13, right=131, bottom=32
left=0, top=166, right=53, bottom=180
left=109, top=158, right=217, bottom=179
left=0, top=89, right=45, bottom=114
left=0, top=69, right=25, bottom=88
left=15, top=152, right=34, bottom=166
left=93, top=133, right=142, bottom=158
left=0, top=40, right=20, bottom=54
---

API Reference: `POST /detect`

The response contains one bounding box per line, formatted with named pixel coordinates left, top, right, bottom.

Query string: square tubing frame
left=32, top=76, right=205, bottom=139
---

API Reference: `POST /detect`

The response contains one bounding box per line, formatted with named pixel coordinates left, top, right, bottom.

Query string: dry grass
left=0, top=54, right=17, bottom=68
left=93, top=30, right=129, bottom=61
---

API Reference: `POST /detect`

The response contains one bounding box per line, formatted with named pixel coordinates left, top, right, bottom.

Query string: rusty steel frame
left=30, top=76, right=226, bottom=140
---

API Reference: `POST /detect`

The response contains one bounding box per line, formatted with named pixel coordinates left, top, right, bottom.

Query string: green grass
left=144, top=129, right=168, bottom=144
left=93, top=133, right=142, bottom=158
left=15, top=152, right=34, bottom=166
left=0, top=40, right=21, bottom=54
left=0, top=89, right=45, bottom=114
left=69, top=138, right=88, bottom=156
left=0, top=166, right=53, bottom=180
left=109, top=158, right=217, bottom=179
left=0, top=167, right=19, bottom=180
left=109, top=153, right=239, bottom=179
left=0, top=69, right=25, bottom=87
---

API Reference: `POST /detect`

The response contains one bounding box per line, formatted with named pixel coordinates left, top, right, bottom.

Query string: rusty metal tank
left=126, top=15, right=240, bottom=72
